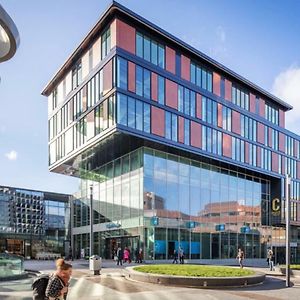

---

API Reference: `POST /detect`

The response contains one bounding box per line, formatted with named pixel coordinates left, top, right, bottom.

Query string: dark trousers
left=172, top=256, right=178, bottom=264
left=117, top=258, right=122, bottom=265
left=179, top=256, right=184, bottom=264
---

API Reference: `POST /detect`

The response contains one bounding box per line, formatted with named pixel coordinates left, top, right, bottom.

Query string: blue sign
left=106, top=222, right=121, bottom=229
left=240, top=226, right=250, bottom=233
left=215, top=224, right=225, bottom=231
left=155, top=240, right=166, bottom=254
left=186, top=221, right=196, bottom=228
left=150, top=216, right=159, bottom=226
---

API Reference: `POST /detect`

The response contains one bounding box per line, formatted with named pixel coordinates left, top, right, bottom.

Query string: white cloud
left=5, top=150, right=18, bottom=161
left=272, top=66, right=300, bottom=135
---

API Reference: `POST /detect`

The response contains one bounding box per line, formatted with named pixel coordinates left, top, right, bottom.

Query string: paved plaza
left=0, top=260, right=300, bottom=299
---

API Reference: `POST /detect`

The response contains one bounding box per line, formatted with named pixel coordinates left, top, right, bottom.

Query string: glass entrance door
left=105, top=236, right=140, bottom=259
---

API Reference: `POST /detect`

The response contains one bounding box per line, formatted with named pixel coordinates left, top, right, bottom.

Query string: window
left=241, top=115, right=256, bottom=142
left=165, top=111, right=171, bottom=140
left=178, top=85, right=184, bottom=112
left=265, top=103, right=279, bottom=125
left=184, top=119, right=190, bottom=145
left=202, top=97, right=217, bottom=125
left=135, top=64, right=151, bottom=99
left=190, top=91, right=196, bottom=118
left=190, top=62, right=212, bottom=92
left=222, top=106, right=232, bottom=132
left=72, top=61, right=82, bottom=90
left=101, top=28, right=111, bottom=60
left=231, top=85, right=249, bottom=110
left=165, top=111, right=177, bottom=142
left=52, top=88, right=57, bottom=110
left=136, top=32, right=165, bottom=68
left=117, top=57, right=127, bottom=90
left=117, top=94, right=127, bottom=126
left=158, top=76, right=165, bottom=104
left=184, top=88, right=190, bottom=116
left=116, top=93, right=151, bottom=134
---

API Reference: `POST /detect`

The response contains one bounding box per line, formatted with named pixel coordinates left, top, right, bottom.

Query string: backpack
left=32, top=273, right=50, bottom=300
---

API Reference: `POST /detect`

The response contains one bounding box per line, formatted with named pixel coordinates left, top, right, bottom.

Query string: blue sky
left=0, top=0, right=300, bottom=194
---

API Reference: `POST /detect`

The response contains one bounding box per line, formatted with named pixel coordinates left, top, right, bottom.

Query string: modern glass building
left=0, top=185, right=71, bottom=258
left=42, top=2, right=300, bottom=263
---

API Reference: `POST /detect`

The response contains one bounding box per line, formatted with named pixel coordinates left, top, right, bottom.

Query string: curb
left=126, top=266, right=266, bottom=289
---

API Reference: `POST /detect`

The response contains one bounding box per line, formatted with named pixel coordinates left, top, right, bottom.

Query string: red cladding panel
left=196, top=94, right=202, bottom=119
left=128, top=61, right=135, bottom=93
left=217, top=103, right=222, bottom=128
left=222, top=133, right=232, bottom=158
left=151, top=106, right=165, bottom=137
left=232, top=111, right=241, bottom=135
left=165, top=79, right=178, bottom=109
left=181, top=55, right=190, bottom=81
left=279, top=132, right=285, bottom=152
left=250, top=93, right=256, bottom=113
left=297, top=161, right=300, bottom=179
left=178, top=116, right=184, bottom=143
left=103, top=59, right=113, bottom=95
left=259, top=98, right=265, bottom=117
left=225, top=79, right=232, bottom=101
left=116, top=19, right=135, bottom=54
left=268, top=127, right=272, bottom=147
left=257, top=123, right=265, bottom=144
left=279, top=109, right=285, bottom=128
left=257, top=147, right=261, bottom=167
left=245, top=142, right=249, bottom=164
left=213, top=72, right=221, bottom=97
left=190, top=121, right=202, bottom=148
left=151, top=72, right=158, bottom=101
left=272, top=152, right=279, bottom=173
left=294, top=141, right=298, bottom=158
left=166, top=46, right=176, bottom=74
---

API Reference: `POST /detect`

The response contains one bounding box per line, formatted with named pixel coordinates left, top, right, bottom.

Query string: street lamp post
left=285, top=174, right=291, bottom=287
left=89, top=184, right=94, bottom=258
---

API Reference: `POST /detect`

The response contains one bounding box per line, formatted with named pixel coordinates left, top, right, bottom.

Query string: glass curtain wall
left=73, top=147, right=297, bottom=261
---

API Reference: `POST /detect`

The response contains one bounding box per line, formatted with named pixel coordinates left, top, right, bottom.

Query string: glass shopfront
left=73, top=147, right=299, bottom=261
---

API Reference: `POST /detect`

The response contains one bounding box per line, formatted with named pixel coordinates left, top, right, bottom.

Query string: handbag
left=114, top=255, right=118, bottom=261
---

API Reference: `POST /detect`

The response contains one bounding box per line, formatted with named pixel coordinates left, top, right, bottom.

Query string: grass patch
left=133, top=264, right=254, bottom=277
left=289, top=265, right=300, bottom=270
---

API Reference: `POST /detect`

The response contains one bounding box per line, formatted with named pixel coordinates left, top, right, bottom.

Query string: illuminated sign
left=271, top=198, right=281, bottom=216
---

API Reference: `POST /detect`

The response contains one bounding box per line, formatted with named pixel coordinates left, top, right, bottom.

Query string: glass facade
left=72, top=147, right=300, bottom=262
left=0, top=186, right=70, bottom=258
left=44, top=7, right=300, bottom=265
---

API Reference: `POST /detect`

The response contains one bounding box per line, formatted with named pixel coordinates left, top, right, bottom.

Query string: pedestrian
left=267, top=248, right=275, bottom=271
left=138, top=247, right=143, bottom=263
left=123, top=247, right=130, bottom=263
left=236, top=248, right=244, bottom=268
left=179, top=247, right=184, bottom=264
left=45, top=258, right=72, bottom=300
left=172, top=249, right=178, bottom=264
left=134, top=247, right=139, bottom=263
left=116, top=247, right=123, bottom=266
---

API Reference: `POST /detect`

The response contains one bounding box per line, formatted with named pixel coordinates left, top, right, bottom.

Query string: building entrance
left=105, top=236, right=140, bottom=259
left=7, top=239, right=24, bottom=256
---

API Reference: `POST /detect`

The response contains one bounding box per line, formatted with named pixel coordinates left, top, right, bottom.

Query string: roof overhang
left=41, top=1, right=292, bottom=111
left=0, top=5, right=19, bottom=63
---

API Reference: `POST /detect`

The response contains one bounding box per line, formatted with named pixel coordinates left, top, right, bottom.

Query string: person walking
left=45, top=258, right=72, bottom=300
left=123, top=247, right=130, bottom=263
left=172, top=249, right=178, bottom=264
left=134, top=247, right=139, bottom=263
left=179, top=247, right=184, bottom=264
left=267, top=248, right=275, bottom=271
left=236, top=248, right=244, bottom=268
left=138, top=247, right=143, bottom=263
left=116, top=247, right=123, bottom=266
